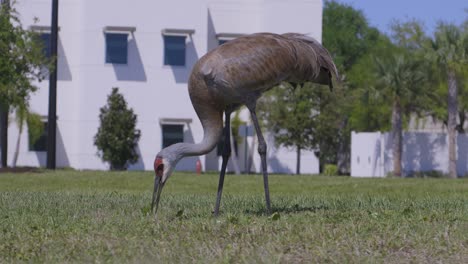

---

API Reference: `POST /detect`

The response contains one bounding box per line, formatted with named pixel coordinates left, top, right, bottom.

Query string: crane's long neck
left=179, top=120, right=222, bottom=158
left=163, top=105, right=223, bottom=162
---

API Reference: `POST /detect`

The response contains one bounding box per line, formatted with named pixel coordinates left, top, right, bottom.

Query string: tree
left=372, top=20, right=435, bottom=177
left=229, top=110, right=243, bottom=175
left=94, top=88, right=141, bottom=170
left=313, top=84, right=346, bottom=171
left=258, top=83, right=341, bottom=174
left=11, top=102, right=27, bottom=167
left=345, top=34, right=396, bottom=135
left=373, top=53, right=428, bottom=176
left=323, top=0, right=380, bottom=73
left=322, top=0, right=383, bottom=173
left=11, top=104, right=43, bottom=167
left=0, top=1, right=49, bottom=167
left=427, top=22, right=468, bottom=178
left=348, top=19, right=438, bottom=177
left=258, top=84, right=314, bottom=174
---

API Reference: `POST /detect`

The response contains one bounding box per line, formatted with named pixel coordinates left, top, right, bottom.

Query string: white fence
left=351, top=131, right=468, bottom=177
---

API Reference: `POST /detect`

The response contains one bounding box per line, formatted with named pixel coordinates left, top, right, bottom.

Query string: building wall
left=408, top=113, right=468, bottom=133
left=350, top=132, right=385, bottom=177
left=8, top=0, right=322, bottom=173
left=351, top=131, right=468, bottom=177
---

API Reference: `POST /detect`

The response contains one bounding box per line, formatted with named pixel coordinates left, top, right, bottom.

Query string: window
left=39, top=33, right=51, bottom=58
left=164, top=35, right=186, bottom=66
left=30, top=26, right=53, bottom=59
left=216, top=127, right=238, bottom=156
left=216, top=33, right=244, bottom=47
left=29, top=121, right=47, bottom=152
left=218, top=39, right=229, bottom=46
left=105, top=33, right=128, bottom=64
left=162, top=124, right=184, bottom=148
left=216, top=127, right=227, bottom=156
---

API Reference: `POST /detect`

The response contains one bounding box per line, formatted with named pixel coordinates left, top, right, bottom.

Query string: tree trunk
left=392, top=98, right=402, bottom=177
left=456, top=111, right=465, bottom=133
left=447, top=70, right=458, bottom=179
left=296, top=145, right=301, bottom=175
left=12, top=120, right=23, bottom=167
left=336, top=117, right=349, bottom=175
left=247, top=133, right=257, bottom=174
left=0, top=105, right=8, bottom=168
left=0, top=1, right=10, bottom=168
left=111, top=163, right=126, bottom=171
left=229, top=127, right=241, bottom=175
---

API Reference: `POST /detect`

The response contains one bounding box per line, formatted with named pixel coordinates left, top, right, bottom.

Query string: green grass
left=0, top=171, right=467, bottom=263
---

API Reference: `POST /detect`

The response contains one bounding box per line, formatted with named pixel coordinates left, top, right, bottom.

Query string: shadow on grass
left=244, top=204, right=330, bottom=216
left=0, top=166, right=43, bottom=173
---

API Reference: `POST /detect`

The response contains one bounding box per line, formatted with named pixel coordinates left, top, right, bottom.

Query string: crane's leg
left=247, top=104, right=272, bottom=214
left=213, top=111, right=232, bottom=216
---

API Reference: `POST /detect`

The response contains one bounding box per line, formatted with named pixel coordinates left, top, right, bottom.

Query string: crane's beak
left=151, top=173, right=164, bottom=215
left=151, top=158, right=165, bottom=215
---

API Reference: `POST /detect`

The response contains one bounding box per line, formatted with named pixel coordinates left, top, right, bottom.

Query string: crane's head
left=151, top=154, right=176, bottom=215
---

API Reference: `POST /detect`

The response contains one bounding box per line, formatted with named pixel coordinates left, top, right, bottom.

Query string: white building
left=351, top=131, right=468, bottom=177
left=6, top=0, right=323, bottom=173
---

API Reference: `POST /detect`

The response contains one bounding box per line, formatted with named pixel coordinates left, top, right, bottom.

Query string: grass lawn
left=0, top=171, right=467, bottom=263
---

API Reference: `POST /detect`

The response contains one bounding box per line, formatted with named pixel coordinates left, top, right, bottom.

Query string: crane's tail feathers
left=282, top=33, right=338, bottom=89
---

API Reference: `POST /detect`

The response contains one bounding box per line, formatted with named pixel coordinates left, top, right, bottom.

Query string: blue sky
left=334, top=0, right=467, bottom=35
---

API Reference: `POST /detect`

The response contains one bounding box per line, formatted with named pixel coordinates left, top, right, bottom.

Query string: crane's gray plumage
left=152, top=32, right=337, bottom=216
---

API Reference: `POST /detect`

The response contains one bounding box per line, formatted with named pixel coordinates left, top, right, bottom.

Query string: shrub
left=26, top=112, right=44, bottom=149
left=94, top=88, right=141, bottom=170
left=324, top=164, right=338, bottom=176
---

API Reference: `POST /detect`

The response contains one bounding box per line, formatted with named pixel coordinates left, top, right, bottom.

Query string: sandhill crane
left=152, top=32, right=337, bottom=216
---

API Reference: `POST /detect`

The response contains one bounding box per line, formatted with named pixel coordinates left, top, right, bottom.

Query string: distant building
left=351, top=131, right=468, bottom=177
left=8, top=0, right=323, bottom=173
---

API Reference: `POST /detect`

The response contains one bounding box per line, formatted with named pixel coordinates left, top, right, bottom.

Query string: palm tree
left=374, top=54, right=427, bottom=177
left=11, top=103, right=44, bottom=168
left=1, top=0, right=50, bottom=168
left=11, top=103, right=27, bottom=167
left=428, top=22, right=467, bottom=178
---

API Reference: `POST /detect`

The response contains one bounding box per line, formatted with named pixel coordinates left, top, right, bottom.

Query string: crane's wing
left=281, top=33, right=338, bottom=90
left=198, top=33, right=338, bottom=97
